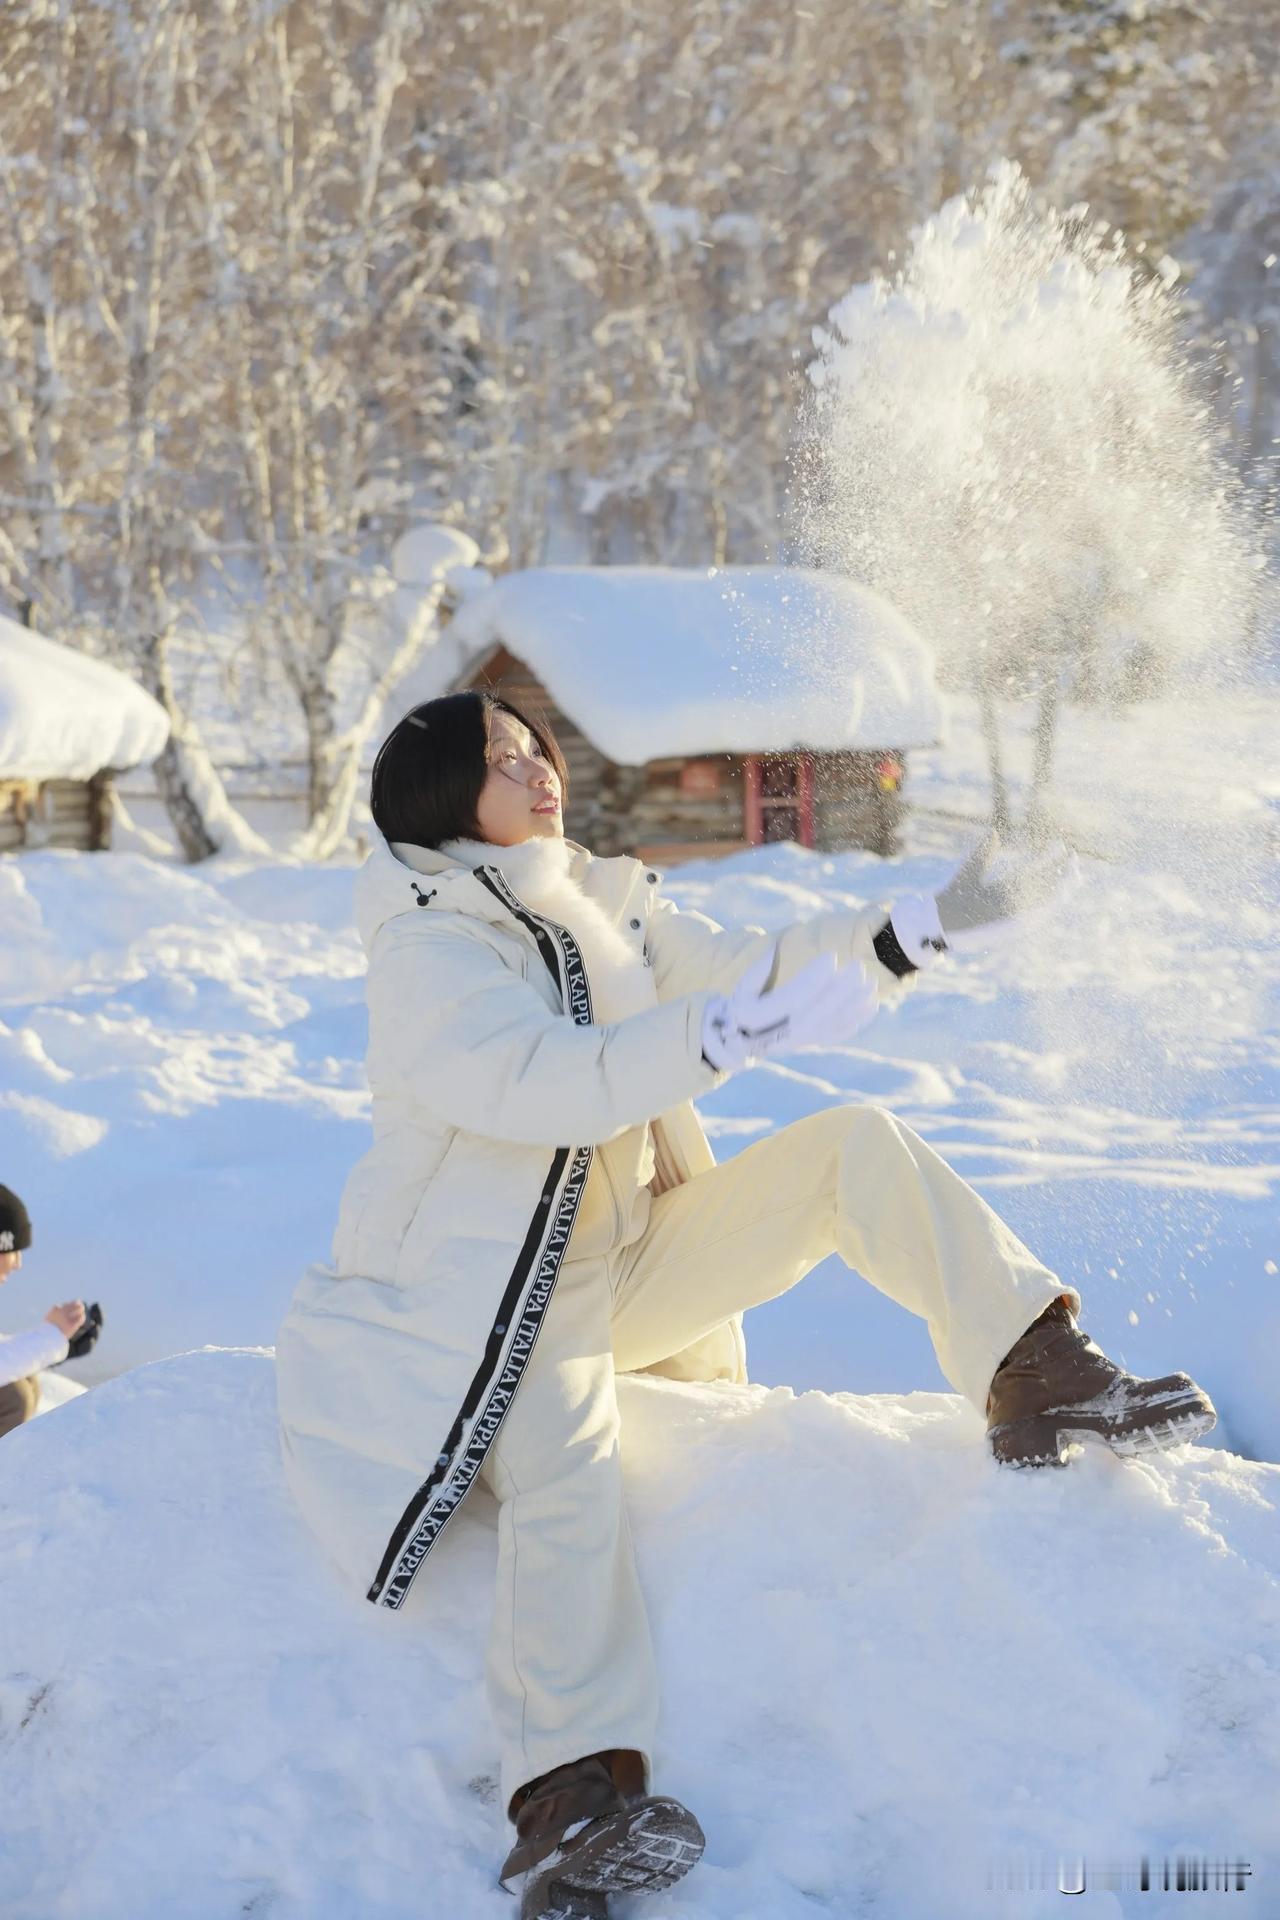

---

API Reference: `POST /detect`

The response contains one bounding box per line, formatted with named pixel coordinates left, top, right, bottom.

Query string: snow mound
left=1, top=1351, right=1275, bottom=1919
left=0, top=849, right=368, bottom=1379
left=0, top=616, right=169, bottom=781
left=439, top=565, right=944, bottom=762
left=35, top=1366, right=86, bottom=1416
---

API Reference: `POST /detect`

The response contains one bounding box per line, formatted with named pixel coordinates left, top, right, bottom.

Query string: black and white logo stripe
left=366, top=870, right=596, bottom=1610
left=473, top=866, right=593, bottom=1026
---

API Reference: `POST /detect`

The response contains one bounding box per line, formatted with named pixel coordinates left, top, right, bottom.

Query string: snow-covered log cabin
left=0, top=615, right=170, bottom=853
left=432, top=565, right=943, bottom=863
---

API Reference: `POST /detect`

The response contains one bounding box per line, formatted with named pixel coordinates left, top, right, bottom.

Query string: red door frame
left=743, top=753, right=815, bottom=847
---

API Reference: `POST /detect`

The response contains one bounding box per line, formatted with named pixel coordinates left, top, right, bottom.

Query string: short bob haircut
left=369, top=690, right=569, bottom=849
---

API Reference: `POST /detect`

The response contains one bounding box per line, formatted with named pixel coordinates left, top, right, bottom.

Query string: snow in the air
left=433, top=565, right=945, bottom=762
left=0, top=615, right=170, bottom=782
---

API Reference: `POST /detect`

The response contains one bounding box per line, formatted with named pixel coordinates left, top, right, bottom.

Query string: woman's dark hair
left=369, top=690, right=568, bottom=848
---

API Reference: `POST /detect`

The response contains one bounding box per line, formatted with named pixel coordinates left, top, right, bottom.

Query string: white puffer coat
left=275, top=835, right=916, bottom=1614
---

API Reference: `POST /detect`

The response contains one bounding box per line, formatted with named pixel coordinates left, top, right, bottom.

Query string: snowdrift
left=35, top=1367, right=85, bottom=1416
left=1, top=1352, right=1275, bottom=1919
left=0, top=847, right=369, bottom=1375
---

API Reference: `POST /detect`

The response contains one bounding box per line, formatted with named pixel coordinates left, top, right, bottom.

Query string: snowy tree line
left=0, top=0, right=1276, bottom=856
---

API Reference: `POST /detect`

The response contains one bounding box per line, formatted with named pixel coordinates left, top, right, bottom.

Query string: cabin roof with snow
left=439, top=565, right=943, bottom=765
left=0, top=615, right=170, bottom=782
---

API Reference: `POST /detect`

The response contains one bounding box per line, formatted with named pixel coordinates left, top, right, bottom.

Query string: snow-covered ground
left=1, top=680, right=1276, bottom=1915
left=1, top=1351, right=1276, bottom=1918
left=2, top=684, right=1275, bottom=1455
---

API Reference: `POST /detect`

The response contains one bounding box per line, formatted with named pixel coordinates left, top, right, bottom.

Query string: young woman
left=275, top=692, right=1216, bottom=1919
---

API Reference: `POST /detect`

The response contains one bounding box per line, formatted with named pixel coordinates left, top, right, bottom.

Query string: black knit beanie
left=0, top=1184, right=32, bottom=1254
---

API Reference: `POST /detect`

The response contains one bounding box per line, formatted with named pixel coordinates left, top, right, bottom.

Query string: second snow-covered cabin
left=0, top=614, right=169, bottom=853
left=437, top=565, right=942, bottom=863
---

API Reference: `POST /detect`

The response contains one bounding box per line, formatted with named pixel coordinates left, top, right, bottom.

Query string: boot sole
left=990, top=1383, right=1217, bottom=1469
left=523, top=1883, right=608, bottom=1920
left=520, top=1797, right=705, bottom=1913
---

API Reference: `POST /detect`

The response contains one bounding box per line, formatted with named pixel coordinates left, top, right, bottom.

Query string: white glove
left=887, top=891, right=950, bottom=971
left=701, top=947, right=878, bottom=1073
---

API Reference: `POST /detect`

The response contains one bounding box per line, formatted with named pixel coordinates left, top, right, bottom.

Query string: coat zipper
left=476, top=864, right=629, bottom=1243
left=368, top=870, right=601, bottom=1610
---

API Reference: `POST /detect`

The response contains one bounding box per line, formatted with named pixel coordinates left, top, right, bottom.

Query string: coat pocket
left=388, top=1129, right=540, bottom=1294
left=390, top=1130, right=465, bottom=1292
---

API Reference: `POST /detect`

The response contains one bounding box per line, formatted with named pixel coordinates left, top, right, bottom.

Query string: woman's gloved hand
left=889, top=830, right=1081, bottom=964
left=701, top=948, right=878, bottom=1073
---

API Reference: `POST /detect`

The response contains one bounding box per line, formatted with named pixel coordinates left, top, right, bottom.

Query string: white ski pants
left=477, top=1103, right=1079, bottom=1819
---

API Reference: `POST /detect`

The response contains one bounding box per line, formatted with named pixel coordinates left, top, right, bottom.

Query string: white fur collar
left=441, top=834, right=573, bottom=886
left=441, top=836, right=655, bottom=1025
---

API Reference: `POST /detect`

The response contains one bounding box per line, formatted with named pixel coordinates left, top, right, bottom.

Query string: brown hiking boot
left=499, top=1748, right=705, bottom=1919
left=986, top=1296, right=1217, bottom=1468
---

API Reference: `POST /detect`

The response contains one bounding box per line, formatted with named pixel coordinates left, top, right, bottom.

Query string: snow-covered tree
left=1181, top=124, right=1280, bottom=498
left=85, top=2, right=273, bottom=859
left=187, top=1, right=479, bottom=856
left=2, top=0, right=1277, bottom=862
left=0, top=1, right=84, bottom=634
left=1006, top=0, right=1233, bottom=248
left=0, top=0, right=268, bottom=859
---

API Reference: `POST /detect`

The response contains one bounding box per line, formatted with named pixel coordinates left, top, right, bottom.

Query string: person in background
left=0, top=1183, right=102, bottom=1439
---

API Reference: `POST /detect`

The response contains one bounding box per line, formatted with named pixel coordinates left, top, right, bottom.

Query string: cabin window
left=743, top=753, right=815, bottom=848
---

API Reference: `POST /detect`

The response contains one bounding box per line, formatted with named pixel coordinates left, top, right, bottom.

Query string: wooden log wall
left=597, top=755, right=745, bottom=859
left=813, top=750, right=905, bottom=858
left=0, top=773, right=114, bottom=853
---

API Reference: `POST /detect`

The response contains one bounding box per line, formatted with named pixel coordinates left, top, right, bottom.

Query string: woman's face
left=474, top=709, right=563, bottom=845
left=0, top=1251, right=21, bottom=1281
